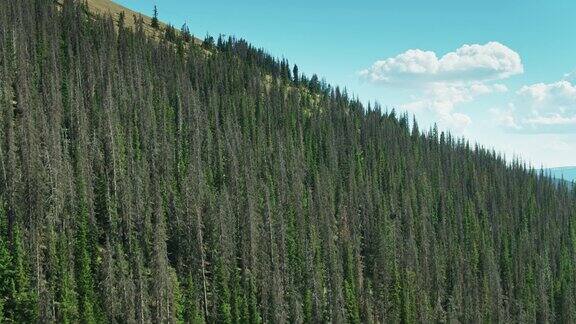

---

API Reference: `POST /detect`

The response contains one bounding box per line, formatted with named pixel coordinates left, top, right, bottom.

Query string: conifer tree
left=181, top=23, right=192, bottom=43
left=151, top=5, right=159, bottom=29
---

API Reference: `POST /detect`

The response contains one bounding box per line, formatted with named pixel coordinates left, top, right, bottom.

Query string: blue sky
left=117, top=0, right=576, bottom=167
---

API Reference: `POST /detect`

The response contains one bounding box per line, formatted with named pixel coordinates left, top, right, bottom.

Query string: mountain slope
left=58, top=0, right=200, bottom=43
left=83, top=0, right=147, bottom=20
left=58, top=0, right=158, bottom=30
left=1, top=1, right=575, bottom=323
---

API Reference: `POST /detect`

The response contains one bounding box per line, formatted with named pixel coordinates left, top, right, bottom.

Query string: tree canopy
left=0, top=0, right=575, bottom=322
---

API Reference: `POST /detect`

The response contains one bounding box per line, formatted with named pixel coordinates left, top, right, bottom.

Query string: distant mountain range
left=547, top=166, right=576, bottom=183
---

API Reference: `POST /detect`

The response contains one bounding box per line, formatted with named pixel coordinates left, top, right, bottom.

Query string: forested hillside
left=1, top=0, right=575, bottom=323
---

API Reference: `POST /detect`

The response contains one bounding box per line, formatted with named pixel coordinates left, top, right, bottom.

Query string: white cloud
left=470, top=83, right=493, bottom=95
left=439, top=112, right=472, bottom=133
left=360, top=42, right=523, bottom=86
left=525, top=115, right=576, bottom=126
left=497, top=80, right=576, bottom=133
left=400, top=82, right=509, bottom=133
left=490, top=105, right=520, bottom=130
left=361, top=42, right=521, bottom=132
left=493, top=83, right=509, bottom=93
left=563, top=71, right=576, bottom=83
left=517, top=81, right=576, bottom=114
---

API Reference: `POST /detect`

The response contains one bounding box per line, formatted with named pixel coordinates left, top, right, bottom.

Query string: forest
left=0, top=0, right=575, bottom=322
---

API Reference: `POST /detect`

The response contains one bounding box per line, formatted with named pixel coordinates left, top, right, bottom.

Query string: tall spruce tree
left=151, top=5, right=159, bottom=29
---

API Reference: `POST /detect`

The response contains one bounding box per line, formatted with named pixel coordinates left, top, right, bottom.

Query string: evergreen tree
left=293, top=64, right=299, bottom=85
left=151, top=5, right=159, bottom=29
left=164, top=24, right=177, bottom=42
left=181, top=23, right=192, bottom=43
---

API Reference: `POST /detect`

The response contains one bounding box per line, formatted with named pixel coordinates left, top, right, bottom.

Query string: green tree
left=181, top=23, right=192, bottom=43
left=151, top=5, right=159, bottom=28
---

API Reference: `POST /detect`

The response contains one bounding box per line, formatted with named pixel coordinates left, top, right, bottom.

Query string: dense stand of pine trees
left=0, top=0, right=575, bottom=322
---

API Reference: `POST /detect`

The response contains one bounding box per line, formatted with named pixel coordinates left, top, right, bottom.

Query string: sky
left=116, top=0, right=576, bottom=168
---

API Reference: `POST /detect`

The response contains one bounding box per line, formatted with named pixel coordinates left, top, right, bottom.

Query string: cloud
left=496, top=80, right=576, bottom=133
left=490, top=105, right=520, bottom=129
left=360, top=42, right=523, bottom=86
left=563, top=71, right=576, bottom=83
left=403, top=82, right=500, bottom=113
left=439, top=112, right=472, bottom=133
left=517, top=81, right=576, bottom=114
left=400, top=82, right=509, bottom=133
left=525, top=115, right=576, bottom=126
left=361, top=42, right=521, bottom=132
left=493, top=83, right=509, bottom=93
